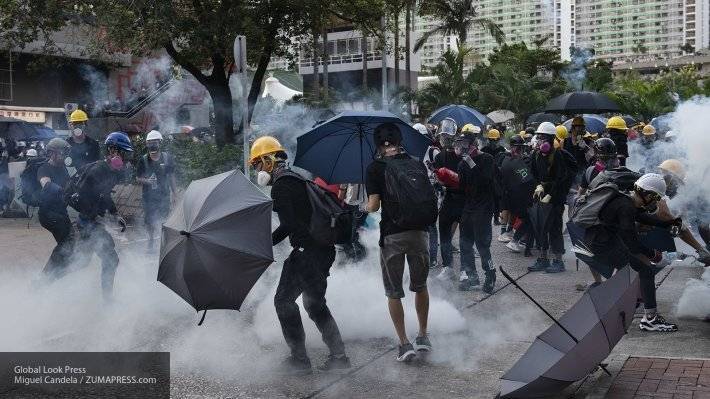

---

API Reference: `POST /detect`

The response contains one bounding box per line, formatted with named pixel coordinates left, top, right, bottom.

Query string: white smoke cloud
left=561, top=47, right=593, bottom=91
left=676, top=268, right=710, bottom=319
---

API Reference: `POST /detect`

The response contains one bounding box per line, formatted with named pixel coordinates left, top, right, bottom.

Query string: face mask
left=108, top=155, right=124, bottom=170
left=64, top=157, right=73, bottom=167
left=539, top=141, right=551, bottom=154
left=490, top=140, right=499, bottom=147
left=594, top=160, right=606, bottom=173
left=72, top=128, right=83, bottom=137
left=257, top=171, right=271, bottom=186
left=147, top=144, right=160, bottom=153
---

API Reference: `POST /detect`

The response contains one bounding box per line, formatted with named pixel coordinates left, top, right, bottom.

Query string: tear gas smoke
left=676, top=268, right=710, bottom=319
left=561, top=48, right=593, bottom=91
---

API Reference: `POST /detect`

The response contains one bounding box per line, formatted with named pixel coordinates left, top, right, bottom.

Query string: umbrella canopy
left=158, top=170, right=274, bottom=312
left=650, top=113, right=674, bottom=134
left=0, top=118, right=57, bottom=141
left=622, top=115, right=638, bottom=128
left=294, top=110, right=432, bottom=184
left=562, top=114, right=608, bottom=135
left=544, top=91, right=620, bottom=114
left=427, top=104, right=494, bottom=129
left=525, top=112, right=564, bottom=127
left=487, top=109, right=516, bottom=124
left=500, top=266, right=640, bottom=398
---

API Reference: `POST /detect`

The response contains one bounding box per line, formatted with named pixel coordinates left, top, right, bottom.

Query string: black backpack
left=274, top=170, right=353, bottom=246
left=19, top=158, right=47, bottom=207
left=571, top=182, right=629, bottom=229
left=588, top=167, right=641, bottom=192
left=63, top=163, right=92, bottom=212
left=383, top=156, right=438, bottom=230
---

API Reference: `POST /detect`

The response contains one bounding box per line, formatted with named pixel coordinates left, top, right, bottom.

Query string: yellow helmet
left=658, top=159, right=686, bottom=180
left=642, top=124, right=657, bottom=136
left=461, top=123, right=480, bottom=135
left=249, top=136, right=285, bottom=165
left=606, top=116, right=627, bottom=131
left=69, top=109, right=88, bottom=123
left=486, top=128, right=501, bottom=139
left=555, top=125, right=568, bottom=141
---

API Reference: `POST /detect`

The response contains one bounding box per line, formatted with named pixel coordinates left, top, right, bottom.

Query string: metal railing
left=104, top=78, right=175, bottom=118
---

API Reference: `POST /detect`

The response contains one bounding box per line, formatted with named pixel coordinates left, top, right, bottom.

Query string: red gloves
left=650, top=250, right=663, bottom=264
left=435, top=168, right=459, bottom=188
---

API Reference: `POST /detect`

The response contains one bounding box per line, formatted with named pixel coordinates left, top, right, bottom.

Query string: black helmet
left=594, top=137, right=617, bottom=159
left=509, top=135, right=525, bottom=146
left=374, top=122, right=402, bottom=146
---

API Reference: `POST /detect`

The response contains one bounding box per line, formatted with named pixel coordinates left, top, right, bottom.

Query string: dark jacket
left=530, top=149, right=577, bottom=205
left=271, top=168, right=318, bottom=249
left=67, top=136, right=101, bottom=169
left=75, top=161, right=121, bottom=220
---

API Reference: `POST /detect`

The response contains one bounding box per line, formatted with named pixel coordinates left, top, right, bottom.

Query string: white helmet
left=635, top=173, right=667, bottom=196
left=146, top=130, right=163, bottom=141
left=26, top=149, right=38, bottom=157
left=664, top=130, right=676, bottom=139
left=535, top=122, right=557, bottom=136
left=412, top=123, right=429, bottom=136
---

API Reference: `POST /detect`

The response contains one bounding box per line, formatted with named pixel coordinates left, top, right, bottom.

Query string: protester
left=36, top=138, right=73, bottom=278
left=580, top=173, right=679, bottom=331
left=605, top=116, right=629, bottom=167
left=528, top=122, right=577, bottom=273
left=417, top=123, right=442, bottom=268
left=365, top=122, right=434, bottom=362
left=500, top=135, right=535, bottom=256
left=338, top=183, right=368, bottom=262
left=481, top=128, right=506, bottom=227
left=453, top=132, right=497, bottom=293
left=434, top=118, right=465, bottom=281
left=67, top=109, right=101, bottom=169
left=641, top=124, right=658, bottom=149
left=136, top=130, right=177, bottom=251
left=578, top=138, right=620, bottom=196
left=249, top=136, right=350, bottom=373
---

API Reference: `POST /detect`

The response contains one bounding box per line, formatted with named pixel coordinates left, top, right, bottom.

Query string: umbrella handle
left=197, top=309, right=207, bottom=326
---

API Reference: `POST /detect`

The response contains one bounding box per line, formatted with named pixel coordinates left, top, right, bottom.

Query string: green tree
left=605, top=72, right=675, bottom=121
left=413, top=0, right=504, bottom=52
left=410, top=47, right=471, bottom=116
left=585, top=60, right=614, bottom=92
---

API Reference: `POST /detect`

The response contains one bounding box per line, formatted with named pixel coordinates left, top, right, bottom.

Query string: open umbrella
left=294, top=110, right=432, bottom=184
left=0, top=117, right=57, bottom=141
left=427, top=104, right=494, bottom=129
left=499, top=266, right=640, bottom=398
left=525, top=113, right=564, bottom=127
left=158, top=170, right=274, bottom=322
left=544, top=91, right=620, bottom=114
left=487, top=109, right=515, bottom=124
left=562, top=114, right=608, bottom=135
left=622, top=115, right=638, bottom=128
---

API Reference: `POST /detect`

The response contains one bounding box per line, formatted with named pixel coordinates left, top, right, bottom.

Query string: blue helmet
left=104, top=132, right=134, bottom=152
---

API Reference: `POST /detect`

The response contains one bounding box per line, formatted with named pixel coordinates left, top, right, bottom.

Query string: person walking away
left=416, top=122, right=442, bottom=268
left=451, top=133, right=497, bottom=293
left=65, top=132, right=131, bottom=301
left=249, top=136, right=350, bottom=374
left=136, top=130, right=177, bottom=251
left=528, top=122, right=577, bottom=273
left=581, top=173, right=679, bottom=331
left=481, top=128, right=506, bottom=228
left=433, top=118, right=466, bottom=281
left=605, top=116, right=629, bottom=167
left=66, top=110, right=101, bottom=170
left=36, top=138, right=73, bottom=278
left=366, top=122, right=436, bottom=362
left=500, top=135, right=536, bottom=255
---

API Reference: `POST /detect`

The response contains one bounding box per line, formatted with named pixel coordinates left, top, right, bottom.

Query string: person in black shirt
left=454, top=133, right=497, bottom=293
left=481, top=128, right=506, bottom=228
left=37, top=138, right=73, bottom=278
left=67, top=109, right=101, bottom=170
left=585, top=173, right=678, bottom=332
left=249, top=136, right=349, bottom=374
left=499, top=135, right=536, bottom=255
left=136, top=130, right=176, bottom=250
left=366, top=123, right=431, bottom=362
left=71, top=132, right=131, bottom=301
left=605, top=116, right=629, bottom=167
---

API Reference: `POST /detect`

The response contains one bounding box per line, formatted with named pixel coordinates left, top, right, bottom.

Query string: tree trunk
left=322, top=26, right=329, bottom=101
left=405, top=1, right=411, bottom=90
left=312, top=31, right=320, bottom=100
left=362, top=36, right=368, bottom=92
left=247, top=42, right=274, bottom=124
left=394, top=12, right=400, bottom=88
left=206, top=82, right=234, bottom=146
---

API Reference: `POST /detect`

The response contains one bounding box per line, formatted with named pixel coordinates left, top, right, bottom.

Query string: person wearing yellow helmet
left=480, top=127, right=506, bottom=227
left=605, top=116, right=629, bottom=166
left=66, top=109, right=100, bottom=169
left=641, top=124, right=657, bottom=148
left=249, top=135, right=351, bottom=373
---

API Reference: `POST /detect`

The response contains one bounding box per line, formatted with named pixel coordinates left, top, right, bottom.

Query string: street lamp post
left=234, top=35, right=249, bottom=175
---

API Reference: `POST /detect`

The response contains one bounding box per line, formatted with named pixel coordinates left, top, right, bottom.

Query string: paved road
left=1, top=217, right=708, bottom=399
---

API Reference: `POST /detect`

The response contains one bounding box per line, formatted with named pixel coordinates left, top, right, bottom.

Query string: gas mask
left=538, top=140, right=552, bottom=155
left=72, top=128, right=83, bottom=137
left=108, top=155, right=124, bottom=171
left=489, top=139, right=500, bottom=148
left=64, top=157, right=73, bottom=167
left=147, top=143, right=160, bottom=153
left=257, top=171, right=272, bottom=186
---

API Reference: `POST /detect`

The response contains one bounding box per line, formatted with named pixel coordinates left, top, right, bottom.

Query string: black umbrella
left=158, top=170, right=274, bottom=323
left=528, top=202, right=552, bottom=246
left=0, top=117, right=57, bottom=141
left=543, top=91, right=620, bottom=114
left=499, top=266, right=639, bottom=398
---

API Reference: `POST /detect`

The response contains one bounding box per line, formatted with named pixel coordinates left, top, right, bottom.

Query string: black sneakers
left=414, top=335, right=432, bottom=352
left=318, top=354, right=351, bottom=371
left=276, top=356, right=313, bottom=375
left=639, top=314, right=678, bottom=332
left=483, top=271, right=496, bottom=294
left=396, top=343, right=417, bottom=362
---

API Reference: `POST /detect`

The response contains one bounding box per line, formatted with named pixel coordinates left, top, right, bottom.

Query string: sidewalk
left=606, top=356, right=710, bottom=399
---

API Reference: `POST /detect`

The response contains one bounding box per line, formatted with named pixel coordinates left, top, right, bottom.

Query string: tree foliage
left=414, top=0, right=503, bottom=52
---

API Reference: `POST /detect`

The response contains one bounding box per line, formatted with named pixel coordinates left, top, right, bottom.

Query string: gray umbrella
left=158, top=170, right=274, bottom=318
left=500, top=266, right=640, bottom=398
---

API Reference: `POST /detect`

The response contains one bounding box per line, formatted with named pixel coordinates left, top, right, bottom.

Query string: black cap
left=374, top=123, right=402, bottom=146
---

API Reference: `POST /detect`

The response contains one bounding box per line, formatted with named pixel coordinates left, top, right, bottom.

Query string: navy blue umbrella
left=427, top=104, right=494, bottom=129
left=294, top=111, right=432, bottom=184
left=562, top=114, right=608, bottom=134
left=0, top=118, right=57, bottom=141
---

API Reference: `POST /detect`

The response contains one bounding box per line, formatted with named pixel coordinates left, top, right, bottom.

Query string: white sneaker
left=506, top=241, right=523, bottom=253
left=639, top=314, right=678, bottom=332
left=437, top=267, right=455, bottom=281
left=497, top=232, right=513, bottom=242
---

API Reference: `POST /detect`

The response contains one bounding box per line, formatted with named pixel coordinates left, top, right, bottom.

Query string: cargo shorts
left=380, top=230, right=429, bottom=299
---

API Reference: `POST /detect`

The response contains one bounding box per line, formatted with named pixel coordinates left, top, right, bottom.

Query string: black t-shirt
left=271, top=171, right=316, bottom=249
left=586, top=195, right=654, bottom=257
left=136, top=152, right=174, bottom=202
left=433, top=150, right=464, bottom=200
left=458, top=152, right=496, bottom=214
left=366, top=153, right=425, bottom=245
left=500, top=153, right=536, bottom=211
left=76, top=161, right=121, bottom=220
left=67, top=136, right=101, bottom=169
left=36, top=162, right=69, bottom=212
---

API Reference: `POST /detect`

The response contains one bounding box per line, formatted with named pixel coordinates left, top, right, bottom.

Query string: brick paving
left=606, top=357, right=710, bottom=399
